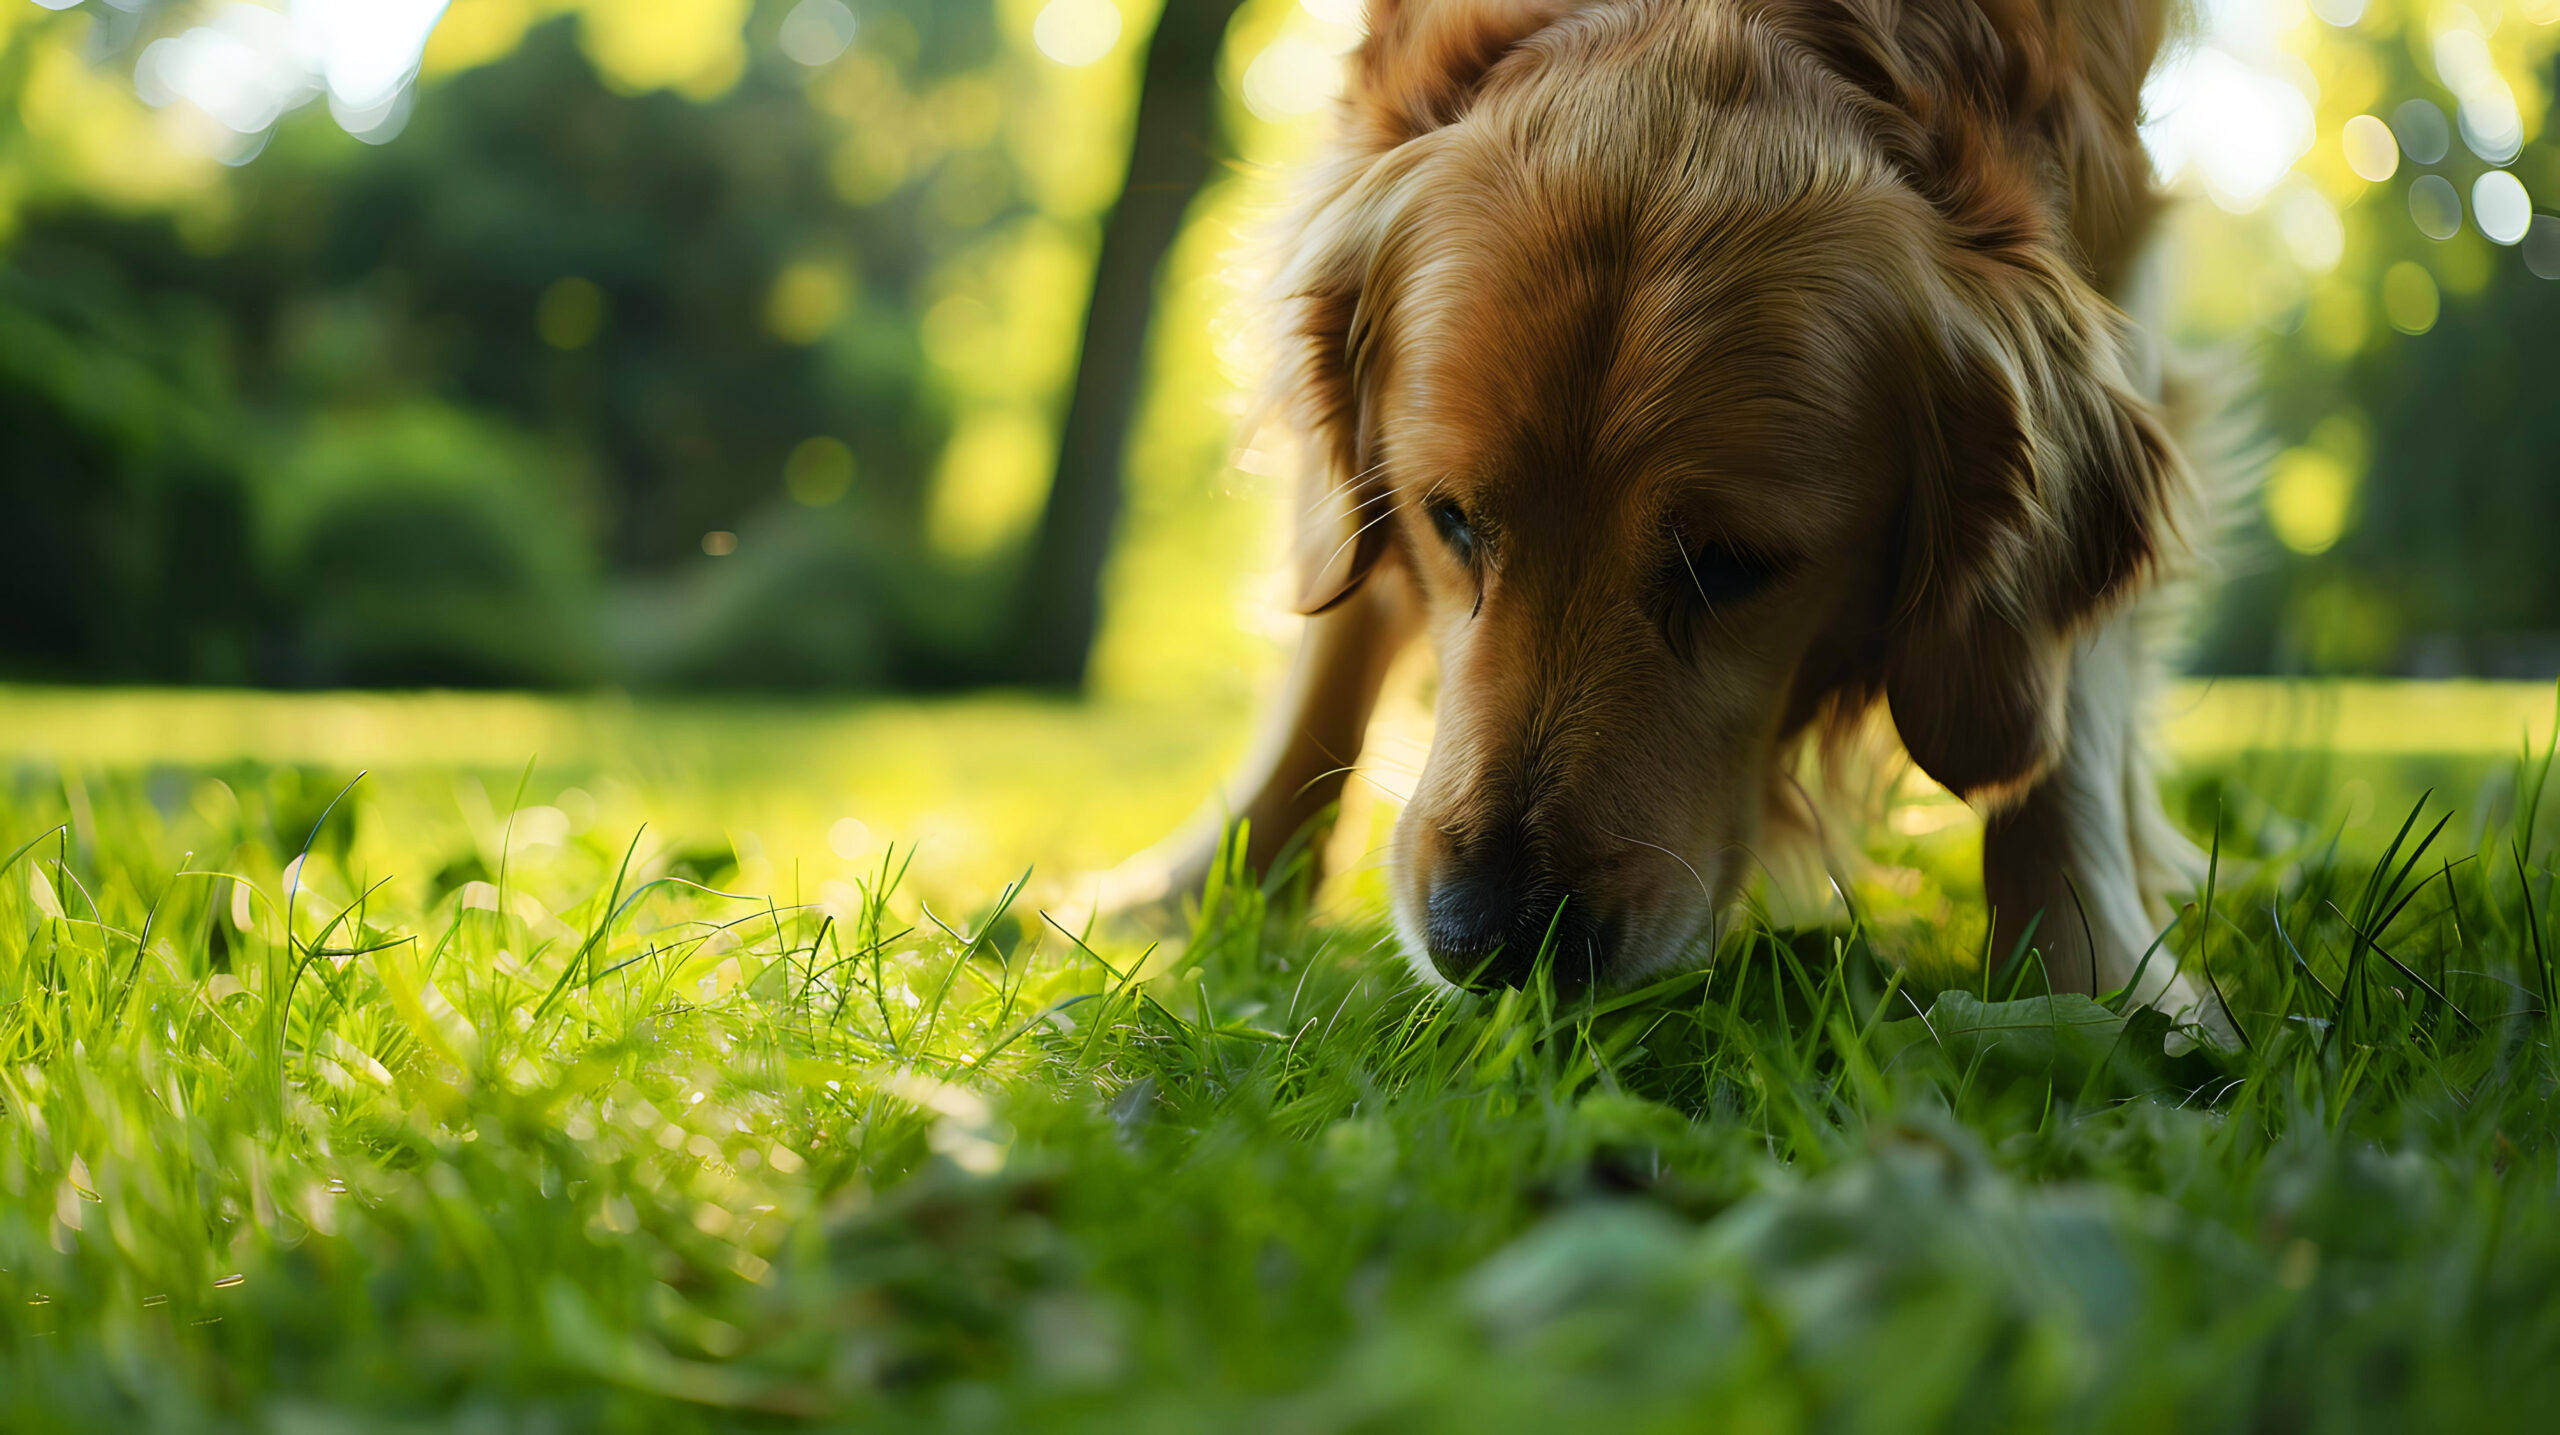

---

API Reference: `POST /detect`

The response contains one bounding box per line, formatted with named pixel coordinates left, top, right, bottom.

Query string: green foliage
left=2187, top=5, right=2560, bottom=676
left=1867, top=992, right=2220, bottom=1098
left=0, top=265, right=262, bottom=683
left=268, top=404, right=603, bottom=687
left=0, top=2, right=1051, bottom=690
left=2, top=708, right=2558, bottom=1429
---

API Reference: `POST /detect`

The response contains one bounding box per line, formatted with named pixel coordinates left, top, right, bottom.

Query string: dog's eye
left=1669, top=543, right=1783, bottom=609
left=1428, top=500, right=1479, bottom=565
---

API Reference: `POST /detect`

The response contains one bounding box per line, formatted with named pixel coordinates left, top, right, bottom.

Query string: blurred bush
left=614, top=503, right=905, bottom=691
left=266, top=405, right=600, bottom=687
left=0, top=259, right=262, bottom=683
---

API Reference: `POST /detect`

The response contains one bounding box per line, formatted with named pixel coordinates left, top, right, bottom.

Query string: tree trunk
left=1009, top=0, right=1248, bottom=689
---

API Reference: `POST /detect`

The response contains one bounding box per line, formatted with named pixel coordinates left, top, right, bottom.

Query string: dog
left=1116, top=0, right=2225, bottom=1029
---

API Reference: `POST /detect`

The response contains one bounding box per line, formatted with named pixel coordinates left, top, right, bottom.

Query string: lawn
left=3, top=682, right=2558, bottom=1431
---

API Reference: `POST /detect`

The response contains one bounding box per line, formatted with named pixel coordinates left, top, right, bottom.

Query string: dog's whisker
left=1286, top=763, right=1410, bottom=809
left=1713, top=838, right=1855, bottom=933
left=1288, top=763, right=1363, bottom=802
left=1353, top=772, right=1410, bottom=805
left=1671, top=542, right=1731, bottom=643
left=1303, top=500, right=1404, bottom=597
left=1778, top=768, right=1861, bottom=907
left=1293, top=458, right=1398, bottom=523
left=1602, top=827, right=1714, bottom=908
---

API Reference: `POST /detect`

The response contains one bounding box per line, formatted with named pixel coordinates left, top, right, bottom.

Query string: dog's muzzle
left=1422, top=856, right=1619, bottom=990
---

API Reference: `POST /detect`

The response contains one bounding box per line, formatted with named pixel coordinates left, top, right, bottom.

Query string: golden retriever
left=1119, top=0, right=2222, bottom=1028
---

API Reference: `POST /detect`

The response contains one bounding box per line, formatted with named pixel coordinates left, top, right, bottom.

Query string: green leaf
left=1869, top=991, right=2207, bottom=1096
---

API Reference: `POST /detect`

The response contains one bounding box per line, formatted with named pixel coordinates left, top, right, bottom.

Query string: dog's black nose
left=1424, top=864, right=1612, bottom=990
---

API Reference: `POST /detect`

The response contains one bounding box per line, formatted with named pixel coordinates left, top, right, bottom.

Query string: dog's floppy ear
left=1793, top=0, right=2181, bottom=803
left=1279, top=0, right=1587, bottom=615
left=1881, top=240, right=2180, bottom=806
left=1273, top=146, right=1420, bottom=615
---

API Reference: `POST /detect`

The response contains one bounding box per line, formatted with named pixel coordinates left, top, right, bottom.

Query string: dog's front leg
left=1982, top=609, right=2229, bottom=1037
left=1087, top=563, right=1422, bottom=916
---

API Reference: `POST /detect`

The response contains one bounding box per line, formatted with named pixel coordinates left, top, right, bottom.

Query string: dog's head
left=1274, top=0, right=2181, bottom=988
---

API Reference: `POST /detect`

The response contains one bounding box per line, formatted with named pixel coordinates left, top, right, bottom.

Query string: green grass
left=3, top=688, right=2559, bottom=1431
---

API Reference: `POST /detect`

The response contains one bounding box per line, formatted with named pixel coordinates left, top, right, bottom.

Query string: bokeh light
left=2278, top=186, right=2346, bottom=271
left=2432, top=26, right=2523, bottom=164
left=1241, top=32, right=1339, bottom=120
left=777, top=0, right=857, bottom=67
left=576, top=0, right=752, bottom=99
left=826, top=816, right=874, bottom=861
left=130, top=0, right=447, bottom=155
left=133, top=6, right=312, bottom=140
left=1032, top=0, right=1121, bottom=68
left=535, top=277, right=606, bottom=351
left=2141, top=38, right=2313, bottom=211
left=2472, top=170, right=2533, bottom=246
left=764, top=261, right=849, bottom=345
left=2408, top=174, right=2463, bottom=241
left=2263, top=413, right=2369, bottom=557
left=929, top=409, right=1051, bottom=558
left=2382, top=260, right=2441, bottom=334
left=1233, top=0, right=1364, bottom=128
left=2266, top=448, right=2357, bottom=555
left=784, top=437, right=856, bottom=508
left=2341, top=114, right=2399, bottom=182
left=2391, top=99, right=2451, bottom=165
left=2527, top=217, right=2560, bottom=280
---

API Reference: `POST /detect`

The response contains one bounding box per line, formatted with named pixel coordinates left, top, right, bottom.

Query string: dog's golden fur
left=1137, top=0, right=2222, bottom=1024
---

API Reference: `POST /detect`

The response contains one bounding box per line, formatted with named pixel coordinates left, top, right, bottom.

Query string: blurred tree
left=1011, top=0, right=1247, bottom=690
